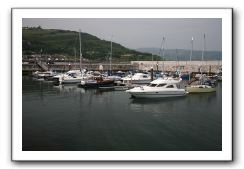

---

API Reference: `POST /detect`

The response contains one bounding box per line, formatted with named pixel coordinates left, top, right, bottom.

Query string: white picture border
left=12, top=8, right=232, bottom=161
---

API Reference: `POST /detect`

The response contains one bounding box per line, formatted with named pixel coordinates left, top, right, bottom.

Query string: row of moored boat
left=32, top=70, right=221, bottom=98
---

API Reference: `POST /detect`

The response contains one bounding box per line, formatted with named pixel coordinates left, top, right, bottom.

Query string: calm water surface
left=23, top=76, right=222, bottom=151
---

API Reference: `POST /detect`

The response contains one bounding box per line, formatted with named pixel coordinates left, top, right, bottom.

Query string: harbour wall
left=131, top=61, right=222, bottom=73
left=22, top=62, right=136, bottom=72
left=23, top=60, right=222, bottom=73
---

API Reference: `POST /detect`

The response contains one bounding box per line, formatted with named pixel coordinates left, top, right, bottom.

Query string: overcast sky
left=23, top=18, right=222, bottom=51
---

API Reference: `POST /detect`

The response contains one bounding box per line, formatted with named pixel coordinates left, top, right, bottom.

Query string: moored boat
left=114, top=85, right=131, bottom=91
left=186, top=85, right=216, bottom=93
left=126, top=77, right=187, bottom=98
left=52, top=70, right=86, bottom=85
left=78, top=76, right=114, bottom=88
left=121, top=73, right=152, bottom=84
left=186, top=75, right=217, bottom=93
left=32, top=71, right=57, bottom=80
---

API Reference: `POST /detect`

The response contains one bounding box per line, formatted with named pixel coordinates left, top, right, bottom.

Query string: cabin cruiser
left=32, top=71, right=57, bottom=80
left=126, top=77, right=187, bottom=98
left=78, top=76, right=114, bottom=88
left=106, top=75, right=122, bottom=81
left=121, top=73, right=152, bottom=84
left=53, top=70, right=88, bottom=85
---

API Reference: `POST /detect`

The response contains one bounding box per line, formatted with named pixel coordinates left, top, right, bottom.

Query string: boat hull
left=127, top=90, right=187, bottom=98
left=61, top=79, right=82, bottom=84
left=78, top=80, right=114, bottom=88
left=122, top=79, right=151, bottom=84
left=186, top=86, right=216, bottom=93
left=114, top=86, right=130, bottom=91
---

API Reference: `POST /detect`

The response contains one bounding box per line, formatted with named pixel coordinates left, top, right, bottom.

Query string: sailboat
left=180, top=37, right=193, bottom=81
left=186, top=34, right=217, bottom=93
left=186, top=74, right=216, bottom=93
left=53, top=30, right=87, bottom=85
left=158, top=36, right=166, bottom=74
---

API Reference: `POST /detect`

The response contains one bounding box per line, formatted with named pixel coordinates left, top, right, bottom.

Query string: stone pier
left=131, top=61, right=222, bottom=73
left=23, top=60, right=222, bottom=73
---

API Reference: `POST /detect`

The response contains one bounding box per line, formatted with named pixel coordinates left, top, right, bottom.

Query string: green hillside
left=22, top=27, right=161, bottom=62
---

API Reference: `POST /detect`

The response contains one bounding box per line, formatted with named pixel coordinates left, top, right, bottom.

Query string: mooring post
left=69, top=63, right=71, bottom=70
left=151, top=67, right=154, bottom=81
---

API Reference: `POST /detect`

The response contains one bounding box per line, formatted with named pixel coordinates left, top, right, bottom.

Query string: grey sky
left=23, top=18, right=222, bottom=51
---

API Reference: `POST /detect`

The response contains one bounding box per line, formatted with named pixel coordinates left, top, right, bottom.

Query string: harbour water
left=23, top=76, right=222, bottom=151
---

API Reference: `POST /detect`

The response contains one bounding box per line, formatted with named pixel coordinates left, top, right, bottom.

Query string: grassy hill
left=22, top=27, right=160, bottom=62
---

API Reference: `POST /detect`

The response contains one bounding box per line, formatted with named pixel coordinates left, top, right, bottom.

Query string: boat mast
left=201, top=33, right=205, bottom=67
left=176, top=48, right=178, bottom=72
left=79, top=29, right=82, bottom=71
left=162, top=36, right=165, bottom=59
left=188, top=37, right=194, bottom=82
left=74, top=47, right=77, bottom=69
left=200, top=33, right=206, bottom=77
left=159, top=36, right=166, bottom=72
left=162, top=36, right=165, bottom=72
left=190, top=37, right=193, bottom=62
left=109, top=36, right=113, bottom=75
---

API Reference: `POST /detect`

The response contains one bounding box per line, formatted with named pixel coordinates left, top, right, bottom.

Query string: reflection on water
left=53, top=84, right=86, bottom=95
left=22, top=76, right=222, bottom=151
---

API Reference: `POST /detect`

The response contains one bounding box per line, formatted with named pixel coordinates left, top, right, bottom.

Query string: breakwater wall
left=23, top=60, right=222, bottom=73
left=131, top=61, right=222, bottom=73
left=22, top=62, right=136, bottom=72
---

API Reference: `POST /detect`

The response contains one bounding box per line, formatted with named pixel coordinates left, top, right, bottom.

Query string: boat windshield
left=67, top=73, right=77, bottom=77
left=148, top=83, right=157, bottom=87
left=166, top=85, right=174, bottom=88
left=156, top=83, right=167, bottom=87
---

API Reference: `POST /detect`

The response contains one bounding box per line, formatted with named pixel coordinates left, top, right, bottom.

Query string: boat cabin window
left=142, top=75, right=148, bottom=78
left=166, top=85, right=174, bottom=88
left=68, top=73, right=77, bottom=77
left=157, top=83, right=167, bottom=87
left=148, top=83, right=157, bottom=87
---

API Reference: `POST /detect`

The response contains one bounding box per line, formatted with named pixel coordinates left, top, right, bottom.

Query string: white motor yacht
left=121, top=73, right=152, bottom=84
left=126, top=77, right=187, bottom=98
left=32, top=71, right=57, bottom=80
left=53, top=70, right=88, bottom=85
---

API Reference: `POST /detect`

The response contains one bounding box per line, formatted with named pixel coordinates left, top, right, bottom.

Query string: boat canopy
left=150, top=77, right=182, bottom=85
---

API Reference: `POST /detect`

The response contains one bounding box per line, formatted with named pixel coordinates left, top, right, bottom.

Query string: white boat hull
left=114, top=86, right=130, bottom=91
left=126, top=89, right=186, bottom=98
left=129, top=92, right=186, bottom=98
